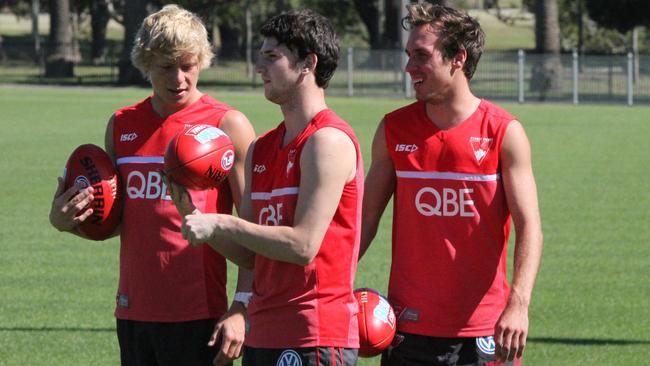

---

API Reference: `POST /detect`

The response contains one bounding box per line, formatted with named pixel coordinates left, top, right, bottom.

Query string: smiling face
left=405, top=24, right=457, bottom=105
left=255, top=37, right=303, bottom=105
left=149, top=53, right=202, bottom=116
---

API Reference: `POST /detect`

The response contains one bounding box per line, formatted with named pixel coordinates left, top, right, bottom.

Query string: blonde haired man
left=50, top=5, right=255, bottom=365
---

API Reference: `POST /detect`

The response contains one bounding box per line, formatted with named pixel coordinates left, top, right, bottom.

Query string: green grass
left=1, top=87, right=649, bottom=365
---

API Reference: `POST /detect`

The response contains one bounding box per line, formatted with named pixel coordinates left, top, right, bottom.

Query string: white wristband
left=234, top=292, right=253, bottom=308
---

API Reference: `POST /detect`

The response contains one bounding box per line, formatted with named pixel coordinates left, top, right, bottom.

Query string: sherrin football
left=354, top=288, right=397, bottom=357
left=164, top=125, right=234, bottom=190
left=63, top=144, right=121, bottom=240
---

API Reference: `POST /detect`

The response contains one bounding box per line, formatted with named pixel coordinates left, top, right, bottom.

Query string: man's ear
left=452, top=48, right=467, bottom=70
left=302, top=53, right=318, bottom=73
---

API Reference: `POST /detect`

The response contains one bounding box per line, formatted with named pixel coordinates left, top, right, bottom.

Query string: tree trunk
left=90, top=0, right=110, bottom=64
left=218, top=22, right=243, bottom=59
left=118, top=0, right=148, bottom=85
left=31, top=0, right=41, bottom=64
left=384, top=0, right=400, bottom=48
left=530, top=0, right=563, bottom=99
left=353, top=0, right=383, bottom=49
left=276, top=0, right=286, bottom=13
left=46, top=0, right=74, bottom=77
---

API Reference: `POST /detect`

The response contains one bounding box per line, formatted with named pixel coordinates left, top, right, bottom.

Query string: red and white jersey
left=245, top=109, right=363, bottom=348
left=384, top=99, right=514, bottom=337
left=112, top=94, right=233, bottom=322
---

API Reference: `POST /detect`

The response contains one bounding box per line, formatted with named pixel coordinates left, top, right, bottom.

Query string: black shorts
left=381, top=332, right=521, bottom=366
left=116, top=318, right=226, bottom=366
left=243, top=346, right=358, bottom=366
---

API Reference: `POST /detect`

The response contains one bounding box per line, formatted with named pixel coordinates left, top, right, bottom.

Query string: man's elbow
left=292, top=242, right=319, bottom=266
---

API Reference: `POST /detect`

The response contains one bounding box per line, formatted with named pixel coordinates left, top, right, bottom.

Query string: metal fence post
left=627, top=52, right=634, bottom=106
left=517, top=49, right=525, bottom=103
left=572, top=49, right=579, bottom=105
left=347, top=47, right=354, bottom=97
left=402, top=52, right=412, bottom=98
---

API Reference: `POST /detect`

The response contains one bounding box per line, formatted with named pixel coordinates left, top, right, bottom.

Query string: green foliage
left=559, top=0, right=630, bottom=53
left=585, top=0, right=650, bottom=33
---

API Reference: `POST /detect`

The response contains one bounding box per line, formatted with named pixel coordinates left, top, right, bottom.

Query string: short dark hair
left=260, top=9, right=339, bottom=88
left=403, top=3, right=484, bottom=80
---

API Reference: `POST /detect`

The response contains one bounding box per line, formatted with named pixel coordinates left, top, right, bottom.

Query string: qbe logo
left=125, top=170, right=171, bottom=200
left=414, top=187, right=475, bottom=217
left=276, top=350, right=302, bottom=366
left=258, top=203, right=283, bottom=226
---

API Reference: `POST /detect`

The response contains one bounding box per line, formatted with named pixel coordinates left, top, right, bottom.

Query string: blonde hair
left=131, top=5, right=214, bottom=75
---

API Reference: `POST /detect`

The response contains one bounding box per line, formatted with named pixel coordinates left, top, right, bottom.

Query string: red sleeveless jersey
left=245, top=109, right=363, bottom=348
left=384, top=99, right=514, bottom=337
left=112, top=95, right=232, bottom=322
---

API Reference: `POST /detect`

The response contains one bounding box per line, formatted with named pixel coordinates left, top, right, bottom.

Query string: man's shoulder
left=114, top=97, right=151, bottom=121
left=384, top=101, right=424, bottom=128
left=478, top=99, right=516, bottom=123
left=198, top=94, right=234, bottom=113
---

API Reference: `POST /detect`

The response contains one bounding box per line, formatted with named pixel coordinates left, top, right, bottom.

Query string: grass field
left=1, top=86, right=649, bottom=365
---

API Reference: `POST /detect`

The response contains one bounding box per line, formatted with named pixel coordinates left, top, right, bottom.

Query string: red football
left=63, top=144, right=121, bottom=240
left=354, top=288, right=397, bottom=357
left=164, top=124, right=234, bottom=190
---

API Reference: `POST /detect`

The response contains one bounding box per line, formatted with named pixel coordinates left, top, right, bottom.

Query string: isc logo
left=125, top=170, right=171, bottom=200
left=253, top=164, right=267, bottom=173
left=395, top=144, right=418, bottom=152
left=415, top=187, right=475, bottom=217
left=120, top=133, right=138, bottom=142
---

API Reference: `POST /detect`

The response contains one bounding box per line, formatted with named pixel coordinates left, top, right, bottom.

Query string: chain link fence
left=1, top=39, right=649, bottom=105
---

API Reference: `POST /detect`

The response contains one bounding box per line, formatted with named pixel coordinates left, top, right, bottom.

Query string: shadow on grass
left=1, top=328, right=649, bottom=346
left=0, top=326, right=114, bottom=332
left=529, top=337, right=650, bottom=346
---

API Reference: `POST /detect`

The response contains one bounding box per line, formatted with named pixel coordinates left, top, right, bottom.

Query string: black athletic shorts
left=243, top=345, right=358, bottom=366
left=116, top=318, right=229, bottom=366
left=381, top=332, right=521, bottom=366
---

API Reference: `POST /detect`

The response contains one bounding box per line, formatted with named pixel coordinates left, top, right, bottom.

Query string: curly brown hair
left=403, top=3, right=484, bottom=80
left=260, top=9, right=339, bottom=88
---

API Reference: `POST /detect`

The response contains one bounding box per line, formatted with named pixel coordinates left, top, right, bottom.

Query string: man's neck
left=425, top=88, right=481, bottom=130
left=280, top=87, right=327, bottom=146
left=150, top=91, right=203, bottom=118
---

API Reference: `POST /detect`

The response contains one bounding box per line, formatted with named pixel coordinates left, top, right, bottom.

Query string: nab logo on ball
left=185, top=124, right=226, bottom=144
left=221, top=149, right=235, bottom=170
left=74, top=175, right=91, bottom=189
left=276, top=350, right=302, bottom=366
left=373, top=297, right=396, bottom=329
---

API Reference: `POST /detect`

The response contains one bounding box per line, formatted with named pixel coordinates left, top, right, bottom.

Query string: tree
left=118, top=0, right=147, bottom=84
left=352, top=0, right=383, bottom=49
left=585, top=0, right=650, bottom=33
left=90, top=0, right=111, bottom=63
left=45, top=0, right=75, bottom=77
left=530, top=0, right=563, bottom=99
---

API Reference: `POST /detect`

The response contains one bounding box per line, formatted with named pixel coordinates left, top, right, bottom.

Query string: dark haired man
left=359, top=3, right=543, bottom=366
left=168, top=9, right=363, bottom=366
